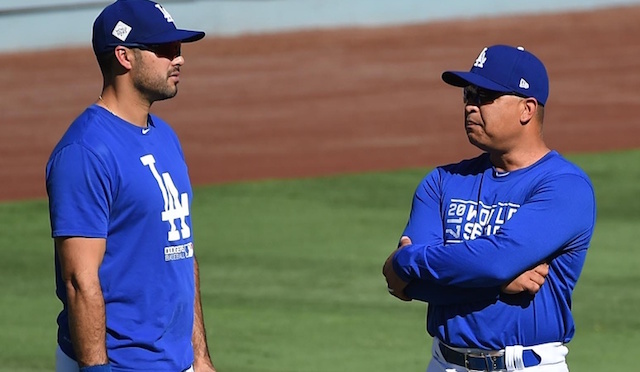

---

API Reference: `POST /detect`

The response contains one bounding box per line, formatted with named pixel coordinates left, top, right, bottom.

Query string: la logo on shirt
left=140, top=154, right=191, bottom=242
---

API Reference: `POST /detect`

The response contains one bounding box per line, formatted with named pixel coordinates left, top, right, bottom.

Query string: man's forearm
left=66, top=280, right=109, bottom=367
left=192, top=257, right=215, bottom=370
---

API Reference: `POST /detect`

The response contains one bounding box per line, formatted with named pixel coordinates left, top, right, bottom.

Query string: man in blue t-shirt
left=46, top=1, right=216, bottom=371
left=383, top=45, right=596, bottom=371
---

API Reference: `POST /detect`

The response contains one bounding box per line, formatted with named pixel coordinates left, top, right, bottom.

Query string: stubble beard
left=133, top=64, right=178, bottom=103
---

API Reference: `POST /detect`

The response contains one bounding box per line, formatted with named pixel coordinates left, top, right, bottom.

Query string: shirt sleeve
left=401, top=169, right=445, bottom=246
left=404, top=280, right=501, bottom=305
left=46, top=143, right=112, bottom=238
left=393, top=173, right=596, bottom=288
left=399, top=169, right=501, bottom=303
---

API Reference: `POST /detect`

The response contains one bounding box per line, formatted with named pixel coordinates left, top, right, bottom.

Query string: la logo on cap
left=473, top=47, right=488, bottom=68
left=155, top=4, right=174, bottom=23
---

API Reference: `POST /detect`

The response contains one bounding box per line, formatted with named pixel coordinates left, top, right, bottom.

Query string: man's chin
left=467, top=136, right=489, bottom=152
left=154, top=89, right=178, bottom=102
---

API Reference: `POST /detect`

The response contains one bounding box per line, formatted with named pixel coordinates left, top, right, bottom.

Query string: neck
left=489, top=143, right=551, bottom=172
left=96, top=87, right=151, bottom=128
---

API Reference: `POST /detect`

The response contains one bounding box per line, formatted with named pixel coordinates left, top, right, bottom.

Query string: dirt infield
left=1, top=6, right=639, bottom=201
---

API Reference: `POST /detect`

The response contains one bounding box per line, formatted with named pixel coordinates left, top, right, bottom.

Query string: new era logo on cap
left=441, top=44, right=549, bottom=105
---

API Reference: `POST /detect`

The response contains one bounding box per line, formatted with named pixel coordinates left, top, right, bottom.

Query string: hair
left=131, top=48, right=143, bottom=60
left=536, top=104, right=545, bottom=123
left=96, top=50, right=117, bottom=81
left=96, top=47, right=134, bottom=84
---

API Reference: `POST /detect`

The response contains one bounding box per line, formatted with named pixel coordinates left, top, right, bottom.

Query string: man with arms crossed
left=46, top=1, right=216, bottom=371
left=383, top=45, right=596, bottom=371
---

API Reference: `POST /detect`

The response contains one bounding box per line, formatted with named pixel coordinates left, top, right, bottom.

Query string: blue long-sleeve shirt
left=392, top=151, right=596, bottom=349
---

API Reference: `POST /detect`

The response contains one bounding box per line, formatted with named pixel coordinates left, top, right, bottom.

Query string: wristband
left=79, top=364, right=112, bottom=372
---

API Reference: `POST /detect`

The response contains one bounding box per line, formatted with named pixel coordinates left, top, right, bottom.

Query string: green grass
left=0, top=149, right=638, bottom=371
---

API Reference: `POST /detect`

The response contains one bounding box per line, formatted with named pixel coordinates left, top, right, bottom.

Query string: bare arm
left=56, top=237, right=109, bottom=367
left=192, top=255, right=216, bottom=372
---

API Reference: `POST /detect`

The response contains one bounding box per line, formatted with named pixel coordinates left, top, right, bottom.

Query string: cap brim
left=140, top=29, right=205, bottom=45
left=442, top=71, right=511, bottom=92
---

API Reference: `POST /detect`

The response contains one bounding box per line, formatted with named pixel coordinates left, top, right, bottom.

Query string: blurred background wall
left=3, top=0, right=640, bottom=53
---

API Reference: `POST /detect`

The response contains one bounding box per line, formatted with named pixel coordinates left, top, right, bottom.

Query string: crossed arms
left=382, top=169, right=594, bottom=303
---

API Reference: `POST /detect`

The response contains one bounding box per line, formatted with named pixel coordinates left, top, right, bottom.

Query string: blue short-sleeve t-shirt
left=47, top=105, right=196, bottom=371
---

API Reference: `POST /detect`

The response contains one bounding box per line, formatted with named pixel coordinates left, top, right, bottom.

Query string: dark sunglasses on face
left=125, top=43, right=182, bottom=60
left=463, top=85, right=507, bottom=105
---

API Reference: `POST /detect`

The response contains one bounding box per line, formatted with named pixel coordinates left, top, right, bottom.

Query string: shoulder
left=538, top=151, right=593, bottom=187
left=436, top=153, right=490, bottom=177
left=529, top=152, right=595, bottom=212
left=48, top=106, right=130, bottom=175
left=50, top=107, right=110, bottom=158
left=415, top=153, right=489, bottom=192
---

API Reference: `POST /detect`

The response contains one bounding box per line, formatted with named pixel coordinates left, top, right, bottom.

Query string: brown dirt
left=2, top=5, right=639, bottom=201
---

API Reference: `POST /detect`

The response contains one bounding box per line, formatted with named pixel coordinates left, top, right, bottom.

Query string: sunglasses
left=124, top=43, right=182, bottom=60
left=463, top=85, right=507, bottom=105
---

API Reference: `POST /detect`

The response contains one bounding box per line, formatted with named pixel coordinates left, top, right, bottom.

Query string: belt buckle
left=484, top=354, right=500, bottom=371
left=464, top=351, right=504, bottom=371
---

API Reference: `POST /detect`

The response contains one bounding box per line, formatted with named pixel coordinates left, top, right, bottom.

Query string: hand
left=193, top=358, right=216, bottom=372
left=193, top=361, right=216, bottom=372
left=501, top=262, right=549, bottom=295
left=382, top=236, right=413, bottom=301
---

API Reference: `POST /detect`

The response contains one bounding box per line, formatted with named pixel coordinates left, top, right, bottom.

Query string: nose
left=173, top=55, right=184, bottom=67
left=465, top=102, right=478, bottom=114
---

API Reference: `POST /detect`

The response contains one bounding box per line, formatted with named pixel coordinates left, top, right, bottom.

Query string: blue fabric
left=92, top=0, right=205, bottom=55
left=79, top=364, right=112, bottom=372
left=47, top=106, right=195, bottom=371
left=393, top=151, right=596, bottom=349
left=442, top=44, right=549, bottom=105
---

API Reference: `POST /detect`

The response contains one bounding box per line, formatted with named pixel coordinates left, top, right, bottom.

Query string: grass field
left=0, top=149, right=638, bottom=372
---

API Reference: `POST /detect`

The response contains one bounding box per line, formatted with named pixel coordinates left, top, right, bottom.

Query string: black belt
left=438, top=342, right=540, bottom=371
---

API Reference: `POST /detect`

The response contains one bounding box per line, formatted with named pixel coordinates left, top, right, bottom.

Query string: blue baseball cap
left=442, top=45, right=549, bottom=105
left=92, top=0, right=205, bottom=56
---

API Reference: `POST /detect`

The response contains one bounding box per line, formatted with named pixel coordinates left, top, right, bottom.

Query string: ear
left=519, top=98, right=538, bottom=125
left=114, top=46, right=134, bottom=71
